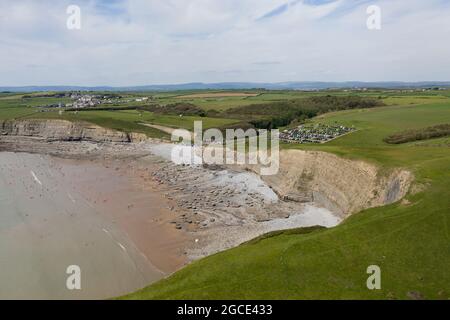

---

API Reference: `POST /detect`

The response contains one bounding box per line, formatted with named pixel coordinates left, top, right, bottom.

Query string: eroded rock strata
left=0, top=119, right=147, bottom=143
left=0, top=119, right=413, bottom=258
left=245, top=149, right=413, bottom=217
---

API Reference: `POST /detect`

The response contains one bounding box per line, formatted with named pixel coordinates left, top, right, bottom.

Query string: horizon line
left=2, top=80, right=450, bottom=89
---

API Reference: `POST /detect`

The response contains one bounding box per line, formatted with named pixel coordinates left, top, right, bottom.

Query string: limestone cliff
left=0, top=119, right=147, bottom=143
left=246, top=149, right=413, bottom=217
left=0, top=119, right=413, bottom=218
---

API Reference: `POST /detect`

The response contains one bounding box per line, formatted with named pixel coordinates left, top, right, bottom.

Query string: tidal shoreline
left=0, top=135, right=343, bottom=299
left=0, top=150, right=190, bottom=299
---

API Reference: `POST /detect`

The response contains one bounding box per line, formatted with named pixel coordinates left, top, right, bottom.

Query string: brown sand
left=0, top=151, right=188, bottom=299
left=55, top=157, right=189, bottom=274
left=0, top=136, right=345, bottom=299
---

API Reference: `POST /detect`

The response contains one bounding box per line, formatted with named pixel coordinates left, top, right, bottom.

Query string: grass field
left=383, top=96, right=450, bottom=106
left=122, top=101, right=450, bottom=300
left=153, top=91, right=312, bottom=111
left=153, top=90, right=450, bottom=111
left=2, top=90, right=450, bottom=299
left=0, top=95, right=242, bottom=138
left=29, top=109, right=239, bottom=131
left=175, top=92, right=261, bottom=99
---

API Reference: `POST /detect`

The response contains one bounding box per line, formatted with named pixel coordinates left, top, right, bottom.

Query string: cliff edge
left=249, top=149, right=413, bottom=217
left=0, top=119, right=147, bottom=143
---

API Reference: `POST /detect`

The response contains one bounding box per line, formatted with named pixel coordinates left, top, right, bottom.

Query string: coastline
left=0, top=151, right=189, bottom=299
left=0, top=134, right=343, bottom=299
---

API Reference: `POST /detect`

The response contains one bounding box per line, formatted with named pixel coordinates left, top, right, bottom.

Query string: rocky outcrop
left=0, top=119, right=413, bottom=219
left=246, top=149, right=413, bottom=217
left=0, top=119, right=147, bottom=143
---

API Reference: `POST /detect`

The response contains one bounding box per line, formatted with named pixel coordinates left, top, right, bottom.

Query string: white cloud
left=0, top=0, right=449, bottom=86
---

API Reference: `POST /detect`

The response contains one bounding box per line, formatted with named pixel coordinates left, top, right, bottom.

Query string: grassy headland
left=1, top=89, right=450, bottom=299
left=121, top=100, right=450, bottom=300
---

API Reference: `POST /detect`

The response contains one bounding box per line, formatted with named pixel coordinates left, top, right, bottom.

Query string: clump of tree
left=226, top=95, right=384, bottom=129
left=149, top=103, right=206, bottom=117
left=23, top=93, right=70, bottom=99
left=384, top=124, right=450, bottom=144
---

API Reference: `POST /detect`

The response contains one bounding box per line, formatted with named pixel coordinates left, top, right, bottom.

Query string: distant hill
left=1, top=81, right=450, bottom=92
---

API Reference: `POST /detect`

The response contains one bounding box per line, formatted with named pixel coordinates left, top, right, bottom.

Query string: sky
left=0, top=0, right=449, bottom=86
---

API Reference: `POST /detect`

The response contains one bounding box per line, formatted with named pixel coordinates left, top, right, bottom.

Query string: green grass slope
left=0, top=95, right=241, bottom=139
left=27, top=109, right=239, bottom=137
left=122, top=102, right=450, bottom=300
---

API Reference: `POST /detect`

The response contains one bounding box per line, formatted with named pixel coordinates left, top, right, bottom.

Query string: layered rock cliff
left=0, top=119, right=147, bottom=143
left=0, top=119, right=413, bottom=218
left=246, top=149, right=413, bottom=217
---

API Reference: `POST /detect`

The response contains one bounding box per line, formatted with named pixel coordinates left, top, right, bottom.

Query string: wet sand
left=0, top=137, right=342, bottom=299
left=0, top=152, right=187, bottom=299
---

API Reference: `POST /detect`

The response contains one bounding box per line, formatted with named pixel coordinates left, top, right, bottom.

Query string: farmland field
left=1, top=89, right=450, bottom=300
left=174, top=92, right=261, bottom=99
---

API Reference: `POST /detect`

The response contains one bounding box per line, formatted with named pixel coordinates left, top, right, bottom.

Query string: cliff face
left=0, top=119, right=147, bottom=143
left=0, top=119, right=413, bottom=218
left=247, top=149, right=413, bottom=217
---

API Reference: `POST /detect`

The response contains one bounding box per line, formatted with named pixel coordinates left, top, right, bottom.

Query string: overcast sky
left=0, top=0, right=449, bottom=86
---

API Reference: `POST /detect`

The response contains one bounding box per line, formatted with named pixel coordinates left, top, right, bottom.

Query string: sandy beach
left=0, top=151, right=187, bottom=299
left=0, top=136, right=341, bottom=299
